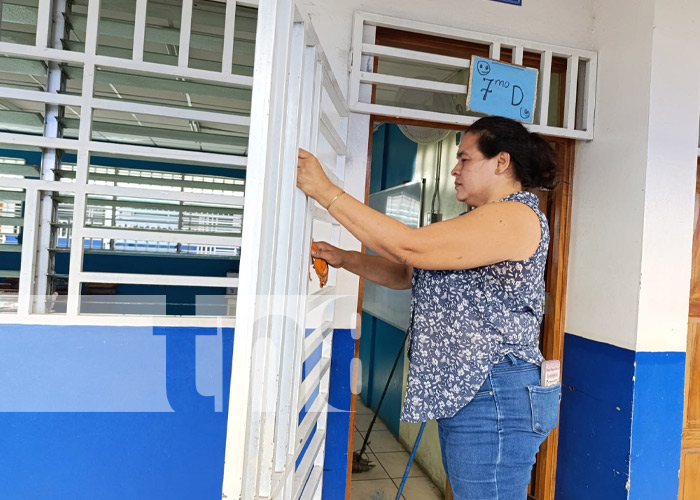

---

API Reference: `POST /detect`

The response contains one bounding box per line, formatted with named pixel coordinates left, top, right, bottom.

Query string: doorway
left=348, top=118, right=575, bottom=500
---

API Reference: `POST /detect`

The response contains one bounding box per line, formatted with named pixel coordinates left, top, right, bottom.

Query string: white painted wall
left=567, top=0, right=700, bottom=352
left=635, top=0, right=700, bottom=352
left=565, top=0, right=656, bottom=351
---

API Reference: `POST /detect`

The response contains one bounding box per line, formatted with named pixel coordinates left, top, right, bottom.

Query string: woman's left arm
left=297, top=149, right=541, bottom=271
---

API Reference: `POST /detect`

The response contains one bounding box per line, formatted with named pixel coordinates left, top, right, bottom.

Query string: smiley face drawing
left=476, top=60, right=491, bottom=76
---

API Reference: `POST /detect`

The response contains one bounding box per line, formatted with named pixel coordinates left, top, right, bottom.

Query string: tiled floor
left=350, top=399, right=443, bottom=500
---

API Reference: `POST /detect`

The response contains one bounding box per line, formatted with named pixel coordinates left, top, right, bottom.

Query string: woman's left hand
left=297, top=148, right=336, bottom=204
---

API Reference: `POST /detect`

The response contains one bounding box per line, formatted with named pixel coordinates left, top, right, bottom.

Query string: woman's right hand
left=311, top=240, right=347, bottom=269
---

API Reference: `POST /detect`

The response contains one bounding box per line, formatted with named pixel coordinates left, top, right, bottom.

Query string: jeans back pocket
left=527, top=384, right=561, bottom=435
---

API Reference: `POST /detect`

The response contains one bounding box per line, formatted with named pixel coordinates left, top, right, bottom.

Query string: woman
left=297, top=115, right=561, bottom=500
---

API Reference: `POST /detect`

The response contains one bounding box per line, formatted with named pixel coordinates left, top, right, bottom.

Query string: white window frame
left=350, top=11, right=598, bottom=140
left=0, top=0, right=256, bottom=324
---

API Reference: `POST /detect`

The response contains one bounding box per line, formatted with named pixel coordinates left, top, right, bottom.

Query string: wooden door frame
left=347, top=114, right=575, bottom=500
left=533, top=135, right=575, bottom=500
left=679, top=157, right=700, bottom=500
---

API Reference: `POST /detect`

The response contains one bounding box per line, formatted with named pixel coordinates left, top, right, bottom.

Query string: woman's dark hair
left=467, top=115, right=558, bottom=190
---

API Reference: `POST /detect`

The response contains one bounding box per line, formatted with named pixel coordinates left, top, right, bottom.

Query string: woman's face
left=451, top=132, right=498, bottom=206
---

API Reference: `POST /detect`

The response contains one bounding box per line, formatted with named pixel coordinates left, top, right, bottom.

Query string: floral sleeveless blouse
left=401, top=191, right=549, bottom=422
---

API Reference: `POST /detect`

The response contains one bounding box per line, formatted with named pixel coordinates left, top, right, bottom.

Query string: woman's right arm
left=312, top=241, right=412, bottom=290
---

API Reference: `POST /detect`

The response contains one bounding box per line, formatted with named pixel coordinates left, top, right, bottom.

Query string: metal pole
left=356, top=332, right=407, bottom=459
left=395, top=421, right=427, bottom=500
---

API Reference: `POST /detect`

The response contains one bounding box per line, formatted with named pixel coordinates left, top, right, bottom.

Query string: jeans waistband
left=491, top=353, right=538, bottom=372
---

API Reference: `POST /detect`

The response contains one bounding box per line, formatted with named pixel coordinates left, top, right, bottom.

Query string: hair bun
left=468, top=116, right=558, bottom=190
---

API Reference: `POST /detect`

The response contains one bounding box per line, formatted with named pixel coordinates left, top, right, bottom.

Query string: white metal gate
left=0, top=0, right=348, bottom=498
left=222, top=1, right=348, bottom=499
left=0, top=0, right=253, bottom=317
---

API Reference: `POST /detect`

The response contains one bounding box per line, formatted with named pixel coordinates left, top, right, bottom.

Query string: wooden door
left=679, top=159, right=700, bottom=500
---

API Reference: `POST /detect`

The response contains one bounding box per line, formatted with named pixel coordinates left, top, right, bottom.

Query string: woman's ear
left=495, top=151, right=511, bottom=175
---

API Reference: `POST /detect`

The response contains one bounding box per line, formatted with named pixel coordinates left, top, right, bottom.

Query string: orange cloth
left=311, top=241, right=328, bottom=288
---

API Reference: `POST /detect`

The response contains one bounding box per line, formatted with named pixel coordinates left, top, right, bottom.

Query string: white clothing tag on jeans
left=540, top=360, right=560, bottom=387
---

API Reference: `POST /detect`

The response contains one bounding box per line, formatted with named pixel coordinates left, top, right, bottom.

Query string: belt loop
left=507, top=353, right=517, bottom=365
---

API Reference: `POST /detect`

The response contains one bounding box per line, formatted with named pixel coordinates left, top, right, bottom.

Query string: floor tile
left=350, top=478, right=403, bottom=500
left=394, top=476, right=442, bottom=500
left=355, top=412, right=389, bottom=433
left=354, top=398, right=375, bottom=415
left=351, top=451, right=391, bottom=481
left=367, top=430, right=406, bottom=453
left=374, top=450, right=426, bottom=479
left=353, top=430, right=365, bottom=451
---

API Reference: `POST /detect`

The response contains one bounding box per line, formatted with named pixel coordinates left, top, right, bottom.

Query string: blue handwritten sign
left=466, top=56, right=538, bottom=123
left=492, top=0, right=522, bottom=5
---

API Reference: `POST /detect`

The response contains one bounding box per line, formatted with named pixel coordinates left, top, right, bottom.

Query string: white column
left=34, top=0, right=67, bottom=313
left=221, top=0, right=296, bottom=497
left=132, top=0, right=148, bottom=62
left=567, top=0, right=700, bottom=352
left=635, top=0, right=700, bottom=352
left=221, top=0, right=237, bottom=74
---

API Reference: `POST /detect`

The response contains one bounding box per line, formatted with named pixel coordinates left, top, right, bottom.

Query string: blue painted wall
left=77, top=253, right=238, bottom=278
left=556, top=333, right=686, bottom=500
left=0, top=251, right=21, bottom=272
left=0, top=149, right=245, bottom=179
left=322, top=329, right=356, bottom=500
left=370, top=123, right=417, bottom=193
left=362, top=315, right=406, bottom=437
left=556, top=333, right=635, bottom=500
left=0, top=324, right=234, bottom=500
left=0, top=251, right=238, bottom=316
left=628, top=351, right=685, bottom=500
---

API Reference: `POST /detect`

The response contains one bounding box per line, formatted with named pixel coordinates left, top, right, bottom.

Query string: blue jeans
left=437, top=354, right=561, bottom=500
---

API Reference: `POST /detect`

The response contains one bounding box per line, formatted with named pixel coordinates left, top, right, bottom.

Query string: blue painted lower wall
left=59, top=253, right=238, bottom=316
left=359, top=312, right=405, bottom=436
left=556, top=333, right=686, bottom=500
left=556, top=333, right=635, bottom=500
left=0, top=327, right=686, bottom=500
left=0, top=324, right=358, bottom=500
left=628, top=351, right=686, bottom=500
left=0, top=251, right=237, bottom=316
left=322, top=329, right=356, bottom=500
left=0, top=324, right=234, bottom=500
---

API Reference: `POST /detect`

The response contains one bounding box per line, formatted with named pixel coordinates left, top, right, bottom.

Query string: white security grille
left=222, top=2, right=348, bottom=499
left=350, top=11, right=598, bottom=140
left=0, top=0, right=256, bottom=317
